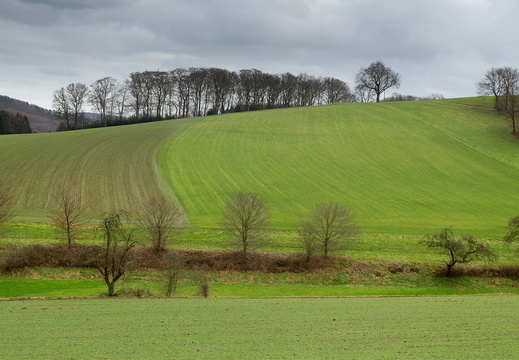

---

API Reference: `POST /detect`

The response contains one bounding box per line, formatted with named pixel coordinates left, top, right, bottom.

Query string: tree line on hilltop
left=52, top=61, right=413, bottom=131
left=50, top=61, right=519, bottom=136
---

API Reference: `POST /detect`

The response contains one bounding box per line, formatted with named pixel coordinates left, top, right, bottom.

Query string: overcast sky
left=1, top=0, right=518, bottom=109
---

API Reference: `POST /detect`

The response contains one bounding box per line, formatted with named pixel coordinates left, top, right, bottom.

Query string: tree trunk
left=107, top=281, right=116, bottom=296
left=445, top=264, right=454, bottom=277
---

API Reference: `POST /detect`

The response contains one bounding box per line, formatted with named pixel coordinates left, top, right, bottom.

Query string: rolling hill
left=1, top=97, right=518, bottom=237
left=158, top=97, right=519, bottom=236
left=0, top=95, right=59, bottom=132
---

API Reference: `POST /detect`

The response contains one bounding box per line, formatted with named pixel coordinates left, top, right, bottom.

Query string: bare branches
left=50, top=184, right=85, bottom=248
left=94, top=211, right=135, bottom=296
left=300, top=202, right=359, bottom=257
left=477, top=67, right=519, bottom=134
left=355, top=61, right=400, bottom=103
left=422, top=228, right=495, bottom=276
left=504, top=215, right=519, bottom=244
left=222, top=190, right=270, bottom=253
left=138, top=196, right=185, bottom=252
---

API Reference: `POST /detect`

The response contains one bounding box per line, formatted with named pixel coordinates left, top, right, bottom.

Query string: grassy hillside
left=0, top=119, right=193, bottom=219
left=2, top=98, right=518, bottom=237
left=159, top=99, right=519, bottom=236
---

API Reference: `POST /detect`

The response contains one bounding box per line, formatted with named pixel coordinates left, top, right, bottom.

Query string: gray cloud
left=1, top=0, right=518, bottom=108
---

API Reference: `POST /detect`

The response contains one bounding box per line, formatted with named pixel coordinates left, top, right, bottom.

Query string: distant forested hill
left=0, top=95, right=59, bottom=132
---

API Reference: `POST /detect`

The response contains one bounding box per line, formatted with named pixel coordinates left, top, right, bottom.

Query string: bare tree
left=138, top=195, right=184, bottom=252
left=477, top=67, right=519, bottom=131
left=496, top=67, right=519, bottom=111
left=503, top=91, right=519, bottom=134
left=189, top=67, right=210, bottom=117
left=52, top=87, right=71, bottom=130
left=50, top=184, right=85, bottom=248
left=421, top=228, right=495, bottom=277
left=94, top=211, right=135, bottom=296
left=222, top=190, right=270, bottom=253
left=504, top=215, right=519, bottom=247
left=322, top=77, right=355, bottom=104
left=66, top=83, right=88, bottom=129
left=0, top=179, right=14, bottom=236
left=264, top=73, right=282, bottom=109
left=207, top=68, right=237, bottom=114
left=300, top=202, right=359, bottom=257
left=477, top=67, right=506, bottom=108
left=89, top=77, right=118, bottom=126
left=355, top=61, right=400, bottom=103
left=355, top=83, right=375, bottom=103
left=161, top=254, right=184, bottom=297
left=114, top=80, right=131, bottom=122
left=173, top=68, right=190, bottom=118
left=280, top=72, right=298, bottom=107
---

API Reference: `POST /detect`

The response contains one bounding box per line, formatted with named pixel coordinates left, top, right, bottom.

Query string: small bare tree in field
left=504, top=216, right=519, bottom=256
left=162, top=254, right=184, bottom=297
left=300, top=202, right=359, bottom=257
left=138, top=196, right=184, bottom=252
left=222, top=190, right=270, bottom=253
left=94, top=211, right=135, bottom=296
left=50, top=185, right=85, bottom=248
left=0, top=179, right=14, bottom=236
left=421, top=228, right=495, bottom=277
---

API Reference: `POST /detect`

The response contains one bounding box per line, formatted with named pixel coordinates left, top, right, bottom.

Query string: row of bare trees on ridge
left=53, top=68, right=355, bottom=130
left=52, top=61, right=408, bottom=130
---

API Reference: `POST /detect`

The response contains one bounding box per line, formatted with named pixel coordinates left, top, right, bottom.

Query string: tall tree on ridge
left=355, top=61, right=400, bottom=103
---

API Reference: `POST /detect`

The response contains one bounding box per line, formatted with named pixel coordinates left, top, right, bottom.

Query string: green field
left=0, top=118, right=193, bottom=219
left=160, top=99, right=519, bottom=236
left=1, top=98, right=518, bottom=237
left=1, top=295, right=517, bottom=359
left=1, top=100, right=518, bottom=358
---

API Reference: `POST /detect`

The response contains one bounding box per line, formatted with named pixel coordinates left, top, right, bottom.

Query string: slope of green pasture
left=1, top=296, right=518, bottom=359
left=0, top=119, right=193, bottom=219
left=159, top=100, right=519, bottom=236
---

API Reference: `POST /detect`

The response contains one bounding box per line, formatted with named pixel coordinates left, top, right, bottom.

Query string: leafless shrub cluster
left=0, top=244, right=100, bottom=272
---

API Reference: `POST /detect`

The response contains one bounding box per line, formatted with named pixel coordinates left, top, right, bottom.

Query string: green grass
left=1, top=295, right=517, bottom=359
left=159, top=99, right=519, bottom=236
left=3, top=258, right=518, bottom=299
left=0, top=118, right=194, bottom=219
left=3, top=222, right=517, bottom=264
left=2, top=98, right=518, bottom=237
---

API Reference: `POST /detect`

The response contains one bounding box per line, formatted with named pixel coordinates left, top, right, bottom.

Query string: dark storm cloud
left=1, top=0, right=518, bottom=108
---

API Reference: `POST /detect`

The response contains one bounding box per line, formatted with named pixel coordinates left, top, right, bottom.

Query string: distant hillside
left=0, top=95, right=59, bottom=132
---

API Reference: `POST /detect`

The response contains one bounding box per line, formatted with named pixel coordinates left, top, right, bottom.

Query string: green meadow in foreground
left=1, top=295, right=517, bottom=359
